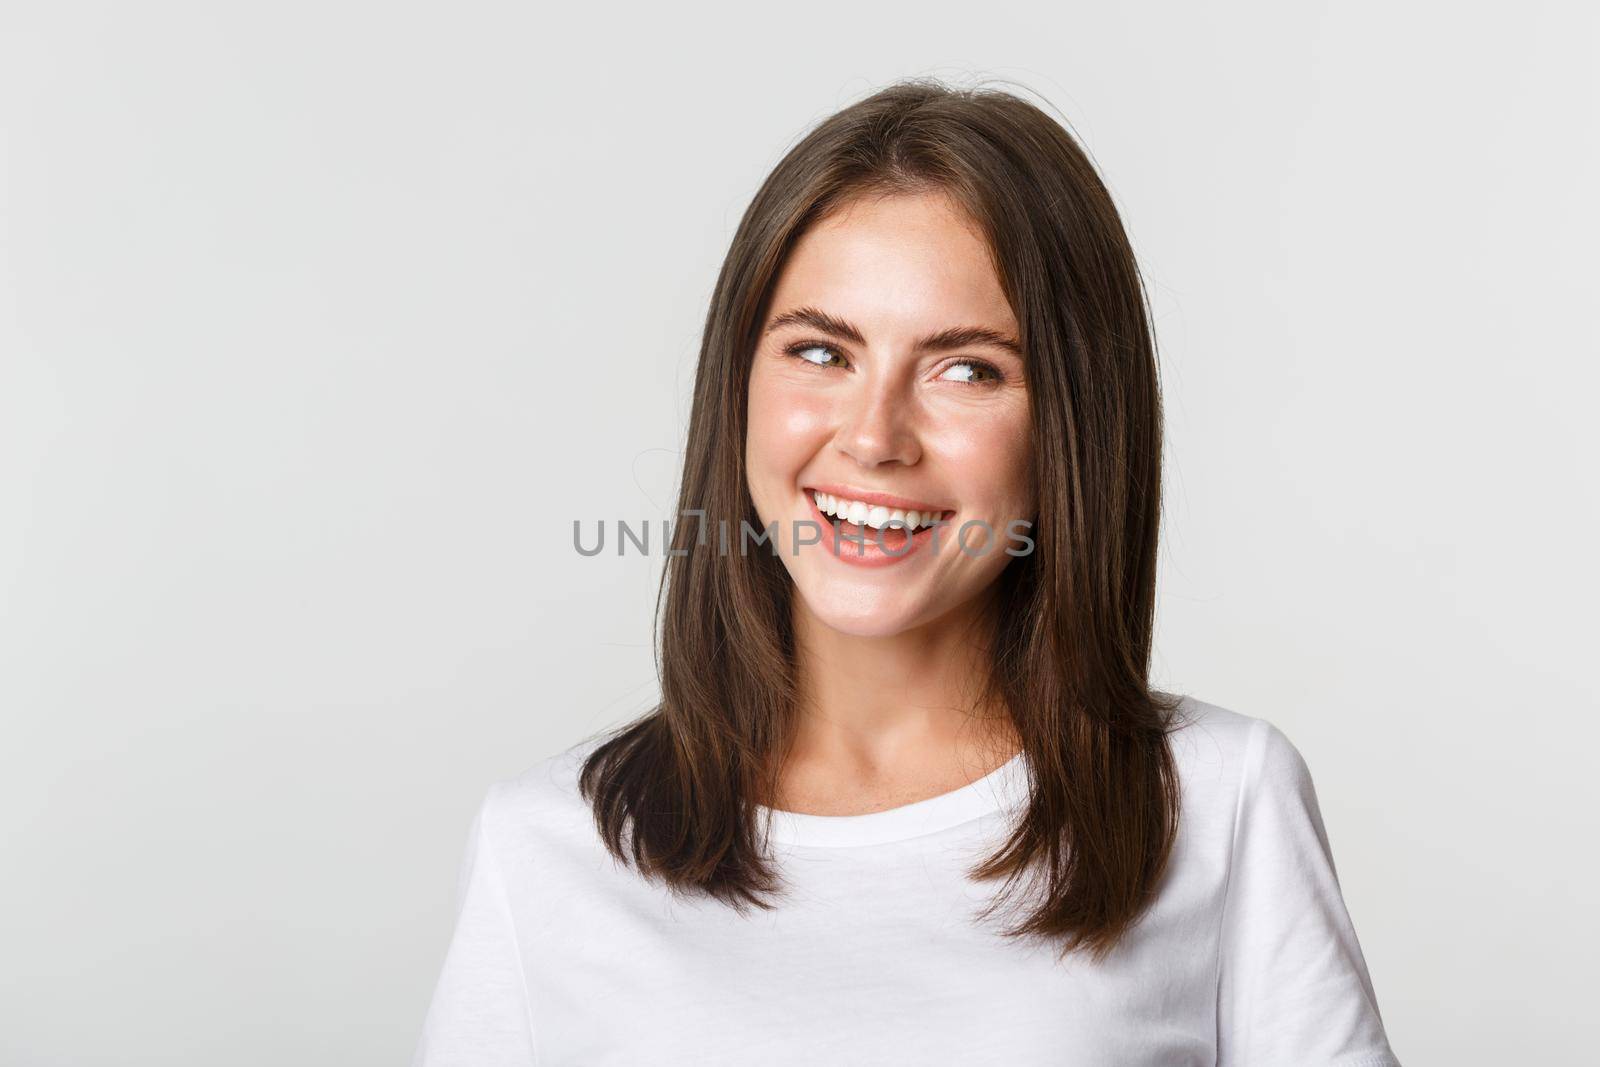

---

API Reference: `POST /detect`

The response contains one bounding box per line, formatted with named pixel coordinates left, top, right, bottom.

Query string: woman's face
left=745, top=189, right=1035, bottom=638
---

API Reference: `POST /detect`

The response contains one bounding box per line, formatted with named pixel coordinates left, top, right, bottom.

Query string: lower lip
left=803, top=491, right=950, bottom=569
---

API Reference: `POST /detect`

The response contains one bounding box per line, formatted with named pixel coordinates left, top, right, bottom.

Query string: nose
left=832, top=372, right=921, bottom=469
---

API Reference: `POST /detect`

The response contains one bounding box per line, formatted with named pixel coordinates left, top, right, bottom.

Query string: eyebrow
left=763, top=305, right=1022, bottom=356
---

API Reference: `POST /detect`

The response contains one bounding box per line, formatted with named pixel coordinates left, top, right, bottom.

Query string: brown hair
left=577, top=77, right=1182, bottom=961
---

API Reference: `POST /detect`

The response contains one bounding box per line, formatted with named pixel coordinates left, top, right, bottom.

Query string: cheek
left=932, top=406, right=1034, bottom=511
left=746, top=373, right=833, bottom=474
left=1001, top=416, right=1037, bottom=514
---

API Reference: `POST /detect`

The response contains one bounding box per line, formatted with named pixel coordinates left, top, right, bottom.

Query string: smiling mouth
left=803, top=487, right=956, bottom=545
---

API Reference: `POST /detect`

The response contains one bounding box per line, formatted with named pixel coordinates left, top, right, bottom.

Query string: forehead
left=767, top=190, right=1017, bottom=335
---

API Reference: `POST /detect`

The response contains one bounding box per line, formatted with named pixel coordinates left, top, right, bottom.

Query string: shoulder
left=1157, top=691, right=1318, bottom=815
left=474, top=731, right=613, bottom=848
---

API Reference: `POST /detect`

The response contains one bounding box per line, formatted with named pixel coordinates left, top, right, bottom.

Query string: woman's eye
left=786, top=342, right=847, bottom=369
left=939, top=360, right=1003, bottom=386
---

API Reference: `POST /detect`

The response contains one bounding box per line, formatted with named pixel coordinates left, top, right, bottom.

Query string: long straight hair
left=578, top=78, right=1182, bottom=961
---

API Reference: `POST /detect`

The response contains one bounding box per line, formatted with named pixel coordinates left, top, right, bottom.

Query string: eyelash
left=780, top=340, right=1007, bottom=387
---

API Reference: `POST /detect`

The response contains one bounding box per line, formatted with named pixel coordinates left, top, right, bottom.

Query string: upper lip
left=804, top=483, right=955, bottom=514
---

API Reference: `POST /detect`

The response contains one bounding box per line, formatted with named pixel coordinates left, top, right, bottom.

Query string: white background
left=3, top=2, right=1596, bottom=1064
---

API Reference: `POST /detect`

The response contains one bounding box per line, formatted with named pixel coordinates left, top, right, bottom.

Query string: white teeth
left=810, top=491, right=947, bottom=530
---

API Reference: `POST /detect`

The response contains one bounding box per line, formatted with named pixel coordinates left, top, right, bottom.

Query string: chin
left=807, top=610, right=925, bottom=640
left=792, top=580, right=933, bottom=639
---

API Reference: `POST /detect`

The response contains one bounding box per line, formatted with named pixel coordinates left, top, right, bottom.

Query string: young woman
left=412, top=80, right=1401, bottom=1066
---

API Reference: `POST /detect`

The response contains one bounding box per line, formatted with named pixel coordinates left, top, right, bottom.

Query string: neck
left=782, top=587, right=1020, bottom=777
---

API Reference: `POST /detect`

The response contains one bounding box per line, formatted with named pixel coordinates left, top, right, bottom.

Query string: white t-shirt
left=411, top=696, right=1401, bottom=1066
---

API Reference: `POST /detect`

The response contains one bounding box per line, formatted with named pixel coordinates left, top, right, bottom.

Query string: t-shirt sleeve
left=411, top=786, right=538, bottom=1067
left=1215, top=720, right=1401, bottom=1066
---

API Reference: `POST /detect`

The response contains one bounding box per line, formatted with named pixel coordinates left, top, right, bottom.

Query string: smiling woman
left=411, top=78, right=1402, bottom=1066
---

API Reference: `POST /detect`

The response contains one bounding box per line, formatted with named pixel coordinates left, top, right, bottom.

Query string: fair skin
left=745, top=188, right=1036, bottom=816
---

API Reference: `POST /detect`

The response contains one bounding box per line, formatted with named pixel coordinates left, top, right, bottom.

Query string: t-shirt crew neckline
left=755, top=749, right=1030, bottom=848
